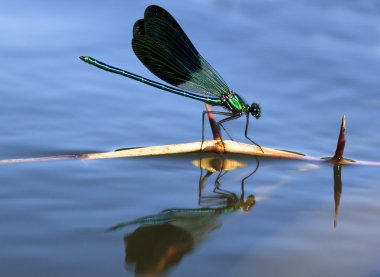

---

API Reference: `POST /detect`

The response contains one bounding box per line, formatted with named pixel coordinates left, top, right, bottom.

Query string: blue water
left=1, top=0, right=380, bottom=276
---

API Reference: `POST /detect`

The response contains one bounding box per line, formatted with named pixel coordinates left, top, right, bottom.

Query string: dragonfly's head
left=249, top=102, right=261, bottom=119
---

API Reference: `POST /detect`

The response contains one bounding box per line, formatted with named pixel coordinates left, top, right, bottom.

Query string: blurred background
left=1, top=0, right=380, bottom=276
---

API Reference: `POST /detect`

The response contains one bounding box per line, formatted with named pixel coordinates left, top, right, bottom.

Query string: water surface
left=1, top=0, right=380, bottom=276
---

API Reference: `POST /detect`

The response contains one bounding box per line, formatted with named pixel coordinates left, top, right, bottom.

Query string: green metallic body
left=223, top=93, right=250, bottom=113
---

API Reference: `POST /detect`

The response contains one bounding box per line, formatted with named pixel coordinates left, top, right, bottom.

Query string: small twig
left=332, top=115, right=346, bottom=162
left=206, top=103, right=222, bottom=141
left=325, top=115, right=380, bottom=165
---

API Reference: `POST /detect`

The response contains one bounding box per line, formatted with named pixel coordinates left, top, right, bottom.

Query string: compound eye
left=250, top=103, right=261, bottom=119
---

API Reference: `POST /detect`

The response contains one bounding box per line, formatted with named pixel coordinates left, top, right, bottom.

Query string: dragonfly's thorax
left=221, top=91, right=250, bottom=113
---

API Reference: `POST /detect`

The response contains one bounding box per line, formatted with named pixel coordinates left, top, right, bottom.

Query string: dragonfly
left=80, top=5, right=262, bottom=150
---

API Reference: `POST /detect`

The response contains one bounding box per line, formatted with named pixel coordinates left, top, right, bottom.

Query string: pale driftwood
left=80, top=140, right=312, bottom=160
left=0, top=139, right=379, bottom=166
left=0, top=140, right=312, bottom=165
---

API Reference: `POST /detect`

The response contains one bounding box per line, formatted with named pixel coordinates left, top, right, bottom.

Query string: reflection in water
left=194, top=156, right=258, bottom=211
left=124, top=223, right=194, bottom=276
left=333, top=164, right=343, bottom=228
left=298, top=161, right=345, bottom=228
left=107, top=156, right=259, bottom=276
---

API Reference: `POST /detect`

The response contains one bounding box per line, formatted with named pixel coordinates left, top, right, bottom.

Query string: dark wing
left=132, top=5, right=230, bottom=97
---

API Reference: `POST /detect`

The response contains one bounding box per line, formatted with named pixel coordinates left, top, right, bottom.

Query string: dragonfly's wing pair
left=132, top=5, right=230, bottom=98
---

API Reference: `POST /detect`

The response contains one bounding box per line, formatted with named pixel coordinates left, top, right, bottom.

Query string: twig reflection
left=333, top=164, right=342, bottom=228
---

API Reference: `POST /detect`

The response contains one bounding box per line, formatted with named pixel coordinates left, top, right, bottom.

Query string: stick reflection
left=333, top=164, right=343, bottom=228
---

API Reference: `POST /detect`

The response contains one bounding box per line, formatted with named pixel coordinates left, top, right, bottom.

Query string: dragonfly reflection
left=106, top=156, right=259, bottom=276
left=193, top=156, right=258, bottom=211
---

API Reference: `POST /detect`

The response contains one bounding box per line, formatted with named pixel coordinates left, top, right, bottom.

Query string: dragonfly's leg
left=216, top=113, right=243, bottom=147
left=201, top=110, right=236, bottom=150
left=219, top=123, right=234, bottom=141
left=216, top=113, right=242, bottom=125
left=244, top=114, right=264, bottom=153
